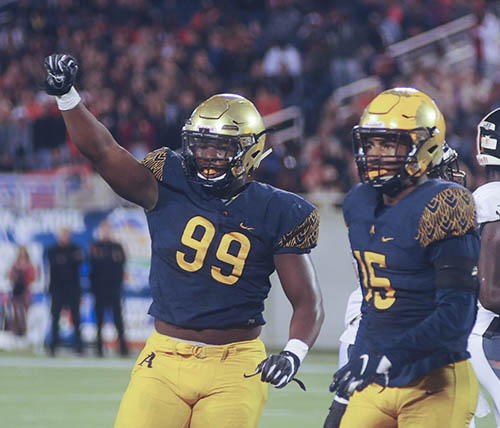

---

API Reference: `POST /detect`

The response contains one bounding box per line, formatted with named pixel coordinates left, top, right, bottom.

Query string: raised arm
left=43, top=54, right=158, bottom=210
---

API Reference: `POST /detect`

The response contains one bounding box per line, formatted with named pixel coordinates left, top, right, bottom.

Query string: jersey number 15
left=353, top=250, right=396, bottom=310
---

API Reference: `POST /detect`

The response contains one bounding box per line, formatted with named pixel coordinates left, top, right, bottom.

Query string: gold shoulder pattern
left=279, top=209, right=319, bottom=250
left=415, top=187, right=477, bottom=247
left=140, top=147, right=168, bottom=181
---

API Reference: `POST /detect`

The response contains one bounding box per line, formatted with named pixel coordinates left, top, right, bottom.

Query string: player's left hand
left=329, top=353, right=391, bottom=397
left=254, top=351, right=303, bottom=389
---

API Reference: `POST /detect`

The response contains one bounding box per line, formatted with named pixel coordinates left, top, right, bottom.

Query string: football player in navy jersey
left=328, top=87, right=480, bottom=427
left=324, top=143, right=471, bottom=428
left=43, top=54, right=324, bottom=428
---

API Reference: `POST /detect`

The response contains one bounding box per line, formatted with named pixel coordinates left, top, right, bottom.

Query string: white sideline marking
left=0, top=393, right=123, bottom=402
left=0, top=357, right=134, bottom=369
left=263, top=409, right=328, bottom=416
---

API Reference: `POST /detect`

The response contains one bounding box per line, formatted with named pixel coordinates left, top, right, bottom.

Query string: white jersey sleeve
left=343, top=287, right=363, bottom=327
left=474, top=181, right=500, bottom=224
left=339, top=287, right=363, bottom=345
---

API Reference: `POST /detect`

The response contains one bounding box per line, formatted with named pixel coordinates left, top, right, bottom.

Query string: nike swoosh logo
left=381, top=237, right=394, bottom=242
left=359, top=354, right=369, bottom=375
left=240, top=222, right=255, bottom=231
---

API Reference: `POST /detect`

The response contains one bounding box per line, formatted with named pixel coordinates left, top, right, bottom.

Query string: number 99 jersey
left=141, top=147, right=319, bottom=330
left=343, top=179, right=479, bottom=386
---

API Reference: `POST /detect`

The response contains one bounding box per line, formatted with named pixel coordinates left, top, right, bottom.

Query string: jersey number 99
left=176, top=216, right=251, bottom=285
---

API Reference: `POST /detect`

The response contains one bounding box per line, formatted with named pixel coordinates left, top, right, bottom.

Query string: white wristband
left=283, top=338, right=309, bottom=363
left=56, top=86, right=81, bottom=111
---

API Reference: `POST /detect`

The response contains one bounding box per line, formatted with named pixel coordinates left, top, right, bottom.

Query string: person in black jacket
left=90, top=221, right=128, bottom=357
left=47, top=228, right=83, bottom=355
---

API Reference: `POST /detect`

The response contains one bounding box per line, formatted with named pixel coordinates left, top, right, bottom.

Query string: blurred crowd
left=1, top=0, right=500, bottom=194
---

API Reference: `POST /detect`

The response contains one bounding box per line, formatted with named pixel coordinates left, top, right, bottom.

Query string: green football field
left=0, top=350, right=496, bottom=428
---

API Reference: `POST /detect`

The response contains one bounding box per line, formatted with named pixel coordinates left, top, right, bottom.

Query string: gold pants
left=341, top=360, right=478, bottom=428
left=114, top=331, right=268, bottom=428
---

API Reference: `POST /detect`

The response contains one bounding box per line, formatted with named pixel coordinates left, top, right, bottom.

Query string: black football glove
left=44, top=54, right=79, bottom=96
left=329, top=353, right=391, bottom=397
left=245, top=351, right=305, bottom=390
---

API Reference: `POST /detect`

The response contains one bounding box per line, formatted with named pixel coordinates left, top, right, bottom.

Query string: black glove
left=329, top=353, right=391, bottom=397
left=249, top=351, right=305, bottom=390
left=44, top=54, right=79, bottom=96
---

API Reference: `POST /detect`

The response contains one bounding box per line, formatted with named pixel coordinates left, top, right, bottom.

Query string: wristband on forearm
left=283, top=338, right=309, bottom=363
left=56, top=86, right=81, bottom=111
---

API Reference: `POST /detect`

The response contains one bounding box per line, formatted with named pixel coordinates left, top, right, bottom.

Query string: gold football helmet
left=352, top=87, right=446, bottom=195
left=182, top=93, right=268, bottom=196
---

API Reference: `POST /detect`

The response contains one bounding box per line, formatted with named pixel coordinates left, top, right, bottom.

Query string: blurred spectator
left=378, top=2, right=403, bottom=45
left=327, top=7, right=366, bottom=88
left=402, top=0, right=436, bottom=38
left=0, top=0, right=496, bottom=193
left=301, top=122, right=352, bottom=193
left=369, top=52, right=401, bottom=88
left=259, top=0, right=302, bottom=48
left=472, top=0, right=500, bottom=77
left=8, top=246, right=36, bottom=337
left=0, top=98, right=15, bottom=171
left=47, top=228, right=83, bottom=356
left=32, top=102, right=67, bottom=169
left=254, top=84, right=283, bottom=116
left=262, top=38, right=302, bottom=77
left=90, top=221, right=128, bottom=357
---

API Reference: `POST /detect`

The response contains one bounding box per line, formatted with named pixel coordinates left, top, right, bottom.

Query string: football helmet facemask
left=476, top=107, right=500, bottom=166
left=182, top=93, right=269, bottom=197
left=353, top=87, right=446, bottom=196
left=428, top=143, right=466, bottom=186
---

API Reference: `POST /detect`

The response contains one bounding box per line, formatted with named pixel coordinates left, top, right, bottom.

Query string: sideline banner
left=0, top=207, right=153, bottom=351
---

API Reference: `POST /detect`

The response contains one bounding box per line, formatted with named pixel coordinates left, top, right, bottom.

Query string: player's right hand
left=255, top=351, right=303, bottom=389
left=44, top=54, right=79, bottom=96
left=329, top=353, right=391, bottom=397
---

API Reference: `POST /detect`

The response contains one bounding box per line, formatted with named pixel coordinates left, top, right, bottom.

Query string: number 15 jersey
left=343, top=179, right=479, bottom=386
left=141, top=147, right=319, bottom=330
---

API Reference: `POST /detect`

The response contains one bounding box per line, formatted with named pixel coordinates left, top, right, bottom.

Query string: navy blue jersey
left=343, top=179, right=479, bottom=386
left=141, top=147, right=319, bottom=330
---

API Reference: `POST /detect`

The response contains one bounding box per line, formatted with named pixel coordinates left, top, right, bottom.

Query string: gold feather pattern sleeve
left=140, top=147, right=168, bottom=181
left=415, top=187, right=477, bottom=247
left=278, top=209, right=319, bottom=250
